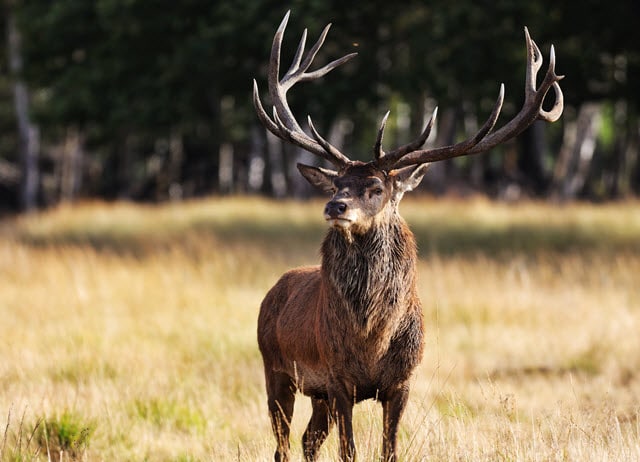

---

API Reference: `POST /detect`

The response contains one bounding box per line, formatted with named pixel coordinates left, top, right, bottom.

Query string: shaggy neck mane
left=320, top=211, right=417, bottom=329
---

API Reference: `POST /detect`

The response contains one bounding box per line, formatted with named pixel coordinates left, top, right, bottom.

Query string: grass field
left=1, top=196, right=639, bottom=461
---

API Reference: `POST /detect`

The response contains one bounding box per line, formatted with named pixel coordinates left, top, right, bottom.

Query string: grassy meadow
left=1, top=196, right=639, bottom=461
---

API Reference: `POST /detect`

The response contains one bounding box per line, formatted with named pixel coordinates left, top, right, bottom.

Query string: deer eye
left=373, top=187, right=383, bottom=196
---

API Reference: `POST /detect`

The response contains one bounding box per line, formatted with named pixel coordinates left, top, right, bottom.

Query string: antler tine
left=268, top=11, right=301, bottom=131
left=307, top=116, right=354, bottom=165
left=374, top=111, right=390, bottom=160
left=271, top=109, right=360, bottom=168
left=253, top=79, right=282, bottom=136
left=268, top=109, right=329, bottom=164
left=286, top=28, right=307, bottom=78
left=538, top=45, right=564, bottom=122
left=540, top=80, right=564, bottom=122
left=301, top=53, right=358, bottom=82
left=524, top=26, right=543, bottom=96
left=253, top=11, right=356, bottom=169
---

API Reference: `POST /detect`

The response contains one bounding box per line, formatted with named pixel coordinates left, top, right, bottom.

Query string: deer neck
left=320, top=213, right=417, bottom=330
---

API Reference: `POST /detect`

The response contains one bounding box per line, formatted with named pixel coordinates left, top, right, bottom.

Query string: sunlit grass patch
left=562, top=344, right=607, bottom=376
left=433, top=392, right=479, bottom=420
left=132, top=397, right=207, bottom=434
left=48, top=356, right=119, bottom=385
left=37, top=411, right=94, bottom=461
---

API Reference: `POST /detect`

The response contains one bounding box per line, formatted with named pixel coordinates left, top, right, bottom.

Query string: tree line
left=1, top=0, right=639, bottom=212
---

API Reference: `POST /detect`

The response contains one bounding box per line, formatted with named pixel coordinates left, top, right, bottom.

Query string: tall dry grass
left=0, top=197, right=639, bottom=461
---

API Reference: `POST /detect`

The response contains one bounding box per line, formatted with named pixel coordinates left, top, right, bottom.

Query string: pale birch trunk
left=7, top=8, right=39, bottom=211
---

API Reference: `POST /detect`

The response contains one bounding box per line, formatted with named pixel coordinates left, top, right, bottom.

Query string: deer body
left=253, top=11, right=563, bottom=461
left=259, top=217, right=423, bottom=398
left=259, top=164, right=427, bottom=461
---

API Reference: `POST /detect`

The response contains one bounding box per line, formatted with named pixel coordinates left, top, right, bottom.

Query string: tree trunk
left=60, top=128, right=84, bottom=203
left=247, top=124, right=266, bottom=194
left=421, top=107, right=458, bottom=195
left=518, top=121, right=547, bottom=195
left=631, top=118, right=640, bottom=195
left=551, top=103, right=601, bottom=200
left=464, top=108, right=484, bottom=191
left=205, top=88, right=222, bottom=194
left=167, top=130, right=183, bottom=200
left=218, top=142, right=234, bottom=194
left=7, top=7, right=39, bottom=211
left=265, top=133, right=287, bottom=198
left=607, top=101, right=635, bottom=198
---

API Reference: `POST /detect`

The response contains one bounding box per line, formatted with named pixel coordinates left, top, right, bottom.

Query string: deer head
left=253, top=11, right=564, bottom=236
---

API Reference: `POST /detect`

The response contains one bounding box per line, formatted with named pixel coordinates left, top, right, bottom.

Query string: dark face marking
left=323, top=165, right=393, bottom=234
left=297, top=161, right=430, bottom=237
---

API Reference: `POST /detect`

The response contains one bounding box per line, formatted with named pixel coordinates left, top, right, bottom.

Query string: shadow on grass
left=13, top=216, right=327, bottom=260
left=411, top=220, right=640, bottom=258
left=13, top=212, right=639, bottom=260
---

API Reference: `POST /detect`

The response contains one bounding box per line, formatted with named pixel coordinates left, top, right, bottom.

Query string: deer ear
left=297, top=163, right=338, bottom=193
left=391, top=163, right=430, bottom=193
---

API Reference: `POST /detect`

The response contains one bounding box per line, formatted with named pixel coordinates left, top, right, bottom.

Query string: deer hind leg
left=266, top=372, right=296, bottom=462
left=302, top=397, right=334, bottom=461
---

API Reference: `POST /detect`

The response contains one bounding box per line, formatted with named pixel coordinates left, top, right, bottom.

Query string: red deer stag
left=253, top=11, right=563, bottom=462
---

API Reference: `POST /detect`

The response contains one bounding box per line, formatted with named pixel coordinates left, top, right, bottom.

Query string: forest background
left=1, top=0, right=639, bottom=212
left=2, top=2, right=640, bottom=460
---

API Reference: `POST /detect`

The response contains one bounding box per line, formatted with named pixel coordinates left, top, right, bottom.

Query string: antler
left=377, top=27, right=564, bottom=170
left=252, top=11, right=357, bottom=169
left=254, top=16, right=564, bottom=174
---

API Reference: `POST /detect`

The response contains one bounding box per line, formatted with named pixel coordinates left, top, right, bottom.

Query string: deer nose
left=325, top=200, right=347, bottom=219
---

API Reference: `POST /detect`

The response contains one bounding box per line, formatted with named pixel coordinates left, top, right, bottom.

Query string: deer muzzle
left=324, top=200, right=347, bottom=220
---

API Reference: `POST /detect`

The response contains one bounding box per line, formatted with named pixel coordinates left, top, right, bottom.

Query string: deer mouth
left=326, top=217, right=352, bottom=228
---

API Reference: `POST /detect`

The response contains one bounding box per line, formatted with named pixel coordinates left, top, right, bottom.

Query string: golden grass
left=0, top=196, right=639, bottom=461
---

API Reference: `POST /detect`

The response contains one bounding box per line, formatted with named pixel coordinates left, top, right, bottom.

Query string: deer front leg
left=328, top=383, right=355, bottom=461
left=381, top=384, right=410, bottom=462
left=266, top=372, right=296, bottom=462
